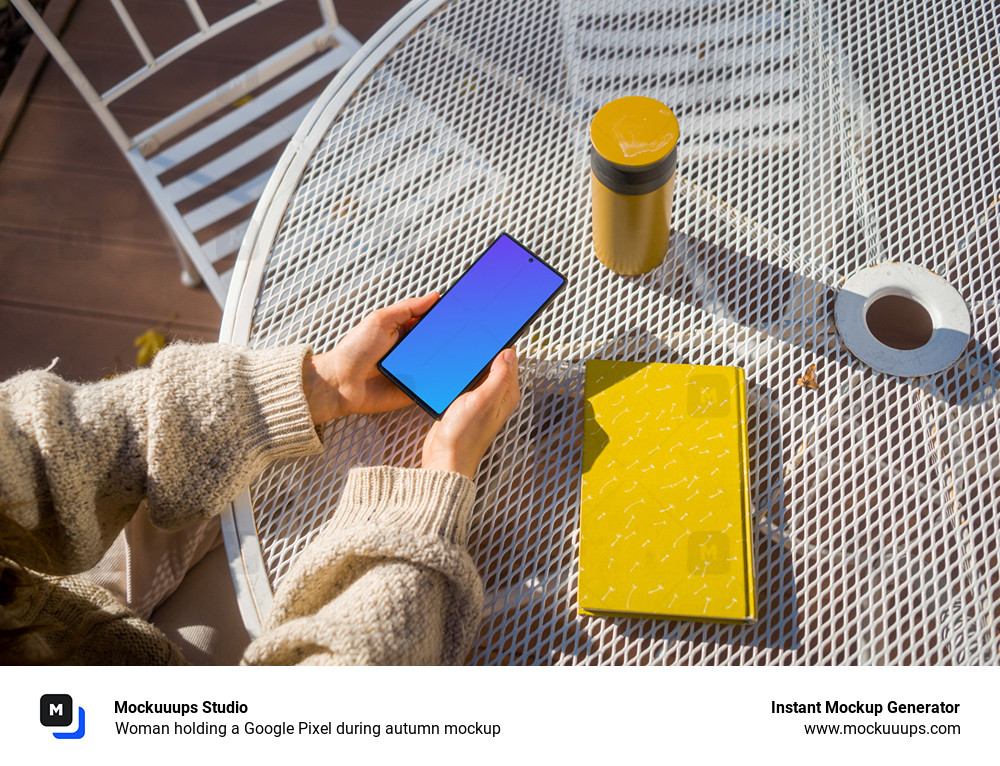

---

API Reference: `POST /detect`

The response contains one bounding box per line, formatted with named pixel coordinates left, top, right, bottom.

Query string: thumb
left=473, top=348, right=519, bottom=403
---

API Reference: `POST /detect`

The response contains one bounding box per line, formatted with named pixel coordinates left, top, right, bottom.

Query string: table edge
left=217, top=0, right=451, bottom=639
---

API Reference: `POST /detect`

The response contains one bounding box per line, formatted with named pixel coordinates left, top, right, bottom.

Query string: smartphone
left=377, top=233, right=567, bottom=419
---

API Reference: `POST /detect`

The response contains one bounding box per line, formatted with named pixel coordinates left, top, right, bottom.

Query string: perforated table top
left=220, top=0, right=1000, bottom=664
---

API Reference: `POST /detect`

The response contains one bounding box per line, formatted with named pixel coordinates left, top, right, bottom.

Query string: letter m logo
left=39, top=694, right=86, bottom=739
left=40, top=695, right=73, bottom=727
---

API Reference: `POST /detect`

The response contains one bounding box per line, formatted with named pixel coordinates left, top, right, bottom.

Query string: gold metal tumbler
left=590, top=97, right=679, bottom=275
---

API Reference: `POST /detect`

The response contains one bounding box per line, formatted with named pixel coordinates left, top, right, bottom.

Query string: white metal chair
left=11, top=0, right=360, bottom=306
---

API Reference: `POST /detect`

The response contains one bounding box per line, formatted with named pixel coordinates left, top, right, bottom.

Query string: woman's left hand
left=303, top=293, right=438, bottom=423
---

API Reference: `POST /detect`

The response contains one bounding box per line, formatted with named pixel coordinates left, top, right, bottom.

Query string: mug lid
left=590, top=96, right=679, bottom=169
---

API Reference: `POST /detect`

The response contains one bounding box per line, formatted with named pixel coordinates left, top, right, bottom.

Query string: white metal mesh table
left=220, top=0, right=1000, bottom=664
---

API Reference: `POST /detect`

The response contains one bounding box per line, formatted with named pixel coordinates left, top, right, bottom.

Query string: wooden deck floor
left=0, top=0, right=407, bottom=381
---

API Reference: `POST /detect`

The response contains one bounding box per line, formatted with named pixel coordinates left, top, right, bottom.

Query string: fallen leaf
left=795, top=363, right=819, bottom=390
left=134, top=329, right=166, bottom=367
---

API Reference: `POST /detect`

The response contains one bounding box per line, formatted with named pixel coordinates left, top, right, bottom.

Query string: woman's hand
left=303, top=293, right=438, bottom=423
left=421, top=348, right=521, bottom=478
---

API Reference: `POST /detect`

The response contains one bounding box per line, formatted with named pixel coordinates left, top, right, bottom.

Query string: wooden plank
left=0, top=228, right=221, bottom=327
left=24, top=0, right=403, bottom=131
left=0, top=0, right=79, bottom=154
left=60, top=0, right=320, bottom=60
left=9, top=82, right=320, bottom=178
left=0, top=161, right=170, bottom=245
left=101, top=2, right=319, bottom=107
left=31, top=48, right=260, bottom=121
left=0, top=0, right=411, bottom=386
left=36, top=0, right=323, bottom=120
left=0, top=303, right=217, bottom=382
left=2, top=101, right=130, bottom=176
left=334, top=3, right=407, bottom=43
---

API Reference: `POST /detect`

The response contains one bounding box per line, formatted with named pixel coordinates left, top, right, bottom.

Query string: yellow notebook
left=578, top=360, right=756, bottom=623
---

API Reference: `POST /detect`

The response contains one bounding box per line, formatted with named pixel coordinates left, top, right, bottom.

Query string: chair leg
left=166, top=230, right=203, bottom=288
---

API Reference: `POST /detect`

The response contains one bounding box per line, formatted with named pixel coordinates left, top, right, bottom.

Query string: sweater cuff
left=328, top=467, right=477, bottom=546
left=238, top=345, right=323, bottom=462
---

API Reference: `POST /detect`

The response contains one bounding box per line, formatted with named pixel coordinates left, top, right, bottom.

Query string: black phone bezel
left=376, top=232, right=567, bottom=420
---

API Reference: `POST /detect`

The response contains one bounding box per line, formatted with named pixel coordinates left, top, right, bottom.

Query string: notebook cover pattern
left=578, top=360, right=756, bottom=623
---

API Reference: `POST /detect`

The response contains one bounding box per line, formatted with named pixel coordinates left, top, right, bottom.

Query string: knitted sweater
left=0, top=343, right=483, bottom=665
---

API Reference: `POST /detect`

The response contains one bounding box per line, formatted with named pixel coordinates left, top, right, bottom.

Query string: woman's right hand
left=421, top=348, right=521, bottom=478
left=303, top=293, right=438, bottom=423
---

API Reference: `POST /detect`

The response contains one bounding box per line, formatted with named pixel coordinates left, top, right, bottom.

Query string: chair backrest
left=11, top=0, right=342, bottom=157
left=12, top=0, right=357, bottom=305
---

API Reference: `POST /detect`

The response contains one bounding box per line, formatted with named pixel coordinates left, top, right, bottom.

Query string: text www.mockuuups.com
left=802, top=722, right=960, bottom=736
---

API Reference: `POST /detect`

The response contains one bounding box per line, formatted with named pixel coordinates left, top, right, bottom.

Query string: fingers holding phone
left=376, top=234, right=565, bottom=419
left=421, top=348, right=520, bottom=478
left=304, top=292, right=439, bottom=423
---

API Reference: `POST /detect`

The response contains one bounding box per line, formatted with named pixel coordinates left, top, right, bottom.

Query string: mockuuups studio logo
left=39, top=694, right=86, bottom=739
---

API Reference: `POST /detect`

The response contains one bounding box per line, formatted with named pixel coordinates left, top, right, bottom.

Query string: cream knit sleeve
left=0, top=343, right=322, bottom=575
left=243, top=466, right=484, bottom=666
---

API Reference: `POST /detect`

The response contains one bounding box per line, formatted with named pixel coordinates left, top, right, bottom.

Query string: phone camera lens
left=529, top=258, right=534, bottom=262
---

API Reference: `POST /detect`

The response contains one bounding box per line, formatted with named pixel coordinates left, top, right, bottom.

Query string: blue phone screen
left=379, top=235, right=565, bottom=415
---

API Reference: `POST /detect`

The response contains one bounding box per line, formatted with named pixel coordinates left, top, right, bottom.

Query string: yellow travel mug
left=590, top=97, right=679, bottom=275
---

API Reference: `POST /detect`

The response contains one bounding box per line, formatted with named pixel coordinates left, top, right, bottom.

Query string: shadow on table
left=486, top=341, right=801, bottom=662
left=643, top=230, right=837, bottom=348
left=478, top=227, right=999, bottom=663
left=564, top=231, right=1000, bottom=662
left=920, top=336, right=1000, bottom=410
left=645, top=229, right=1000, bottom=411
left=552, top=234, right=828, bottom=660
